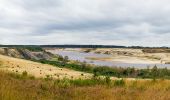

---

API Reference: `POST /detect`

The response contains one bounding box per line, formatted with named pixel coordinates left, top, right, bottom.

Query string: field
left=0, top=71, right=170, bottom=100
left=1, top=47, right=170, bottom=100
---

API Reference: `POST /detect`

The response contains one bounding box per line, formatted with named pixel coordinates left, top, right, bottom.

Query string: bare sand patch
left=86, top=55, right=160, bottom=64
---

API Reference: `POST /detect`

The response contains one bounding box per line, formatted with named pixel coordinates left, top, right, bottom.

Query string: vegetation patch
left=142, top=48, right=170, bottom=53
left=0, top=71, right=170, bottom=100
left=34, top=58, right=170, bottom=80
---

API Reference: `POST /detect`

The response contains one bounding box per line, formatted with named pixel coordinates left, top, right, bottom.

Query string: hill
left=0, top=54, right=91, bottom=79
left=0, top=47, right=54, bottom=60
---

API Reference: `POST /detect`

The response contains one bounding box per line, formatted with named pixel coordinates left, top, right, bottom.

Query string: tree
left=58, top=55, right=64, bottom=61
left=63, top=56, right=69, bottom=63
left=151, top=65, right=158, bottom=79
left=93, top=68, right=99, bottom=78
left=105, top=76, right=111, bottom=85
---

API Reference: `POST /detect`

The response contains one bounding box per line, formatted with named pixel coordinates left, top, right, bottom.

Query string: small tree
left=22, top=71, right=28, bottom=77
left=105, top=76, right=111, bottom=85
left=63, top=56, right=69, bottom=63
left=58, top=55, right=64, bottom=61
left=151, top=65, right=158, bottom=80
left=93, top=69, right=99, bottom=79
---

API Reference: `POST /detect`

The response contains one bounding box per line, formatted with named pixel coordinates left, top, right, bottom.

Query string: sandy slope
left=0, top=54, right=152, bottom=81
left=0, top=54, right=92, bottom=79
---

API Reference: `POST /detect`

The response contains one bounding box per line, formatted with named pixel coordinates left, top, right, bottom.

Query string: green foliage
left=114, top=79, right=125, bottom=87
left=63, top=56, right=69, bottom=62
left=55, top=78, right=107, bottom=87
left=105, top=76, right=111, bottom=85
left=151, top=65, right=158, bottom=79
left=34, top=59, right=170, bottom=79
left=54, top=78, right=71, bottom=88
left=17, top=46, right=44, bottom=52
left=58, top=55, right=64, bottom=61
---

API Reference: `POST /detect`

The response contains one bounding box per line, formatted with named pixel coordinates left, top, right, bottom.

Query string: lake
left=49, top=50, right=170, bottom=69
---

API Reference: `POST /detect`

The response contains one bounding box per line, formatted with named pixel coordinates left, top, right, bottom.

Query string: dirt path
left=0, top=54, right=92, bottom=79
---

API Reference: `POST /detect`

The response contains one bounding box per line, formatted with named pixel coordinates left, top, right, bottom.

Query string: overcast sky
left=1, top=0, right=170, bottom=46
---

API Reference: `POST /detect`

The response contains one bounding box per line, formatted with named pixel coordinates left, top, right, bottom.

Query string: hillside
left=0, top=54, right=91, bottom=79
left=0, top=47, right=54, bottom=60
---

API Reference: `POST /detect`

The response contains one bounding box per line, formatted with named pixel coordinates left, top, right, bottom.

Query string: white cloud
left=0, top=0, right=170, bottom=46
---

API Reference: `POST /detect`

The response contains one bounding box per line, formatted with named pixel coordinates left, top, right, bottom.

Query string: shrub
left=105, top=76, right=111, bottom=85
left=114, top=79, right=125, bottom=87
left=29, top=75, right=35, bottom=80
left=58, top=55, right=64, bottom=61
left=45, top=75, right=53, bottom=81
left=70, top=79, right=104, bottom=86
left=22, top=71, right=28, bottom=77
left=55, top=78, right=71, bottom=88
left=81, top=73, right=84, bottom=76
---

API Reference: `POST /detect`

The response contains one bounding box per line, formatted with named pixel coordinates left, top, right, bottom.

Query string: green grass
left=16, top=46, right=44, bottom=52
left=34, top=59, right=170, bottom=80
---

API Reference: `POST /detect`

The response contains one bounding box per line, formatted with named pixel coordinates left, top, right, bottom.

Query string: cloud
left=0, top=0, right=170, bottom=46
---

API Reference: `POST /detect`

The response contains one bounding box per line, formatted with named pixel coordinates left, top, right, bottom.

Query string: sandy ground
left=78, top=48, right=170, bottom=64
left=86, top=56, right=161, bottom=64
left=0, top=54, right=92, bottom=79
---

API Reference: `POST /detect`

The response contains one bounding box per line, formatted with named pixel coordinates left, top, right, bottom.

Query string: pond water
left=49, top=50, right=170, bottom=69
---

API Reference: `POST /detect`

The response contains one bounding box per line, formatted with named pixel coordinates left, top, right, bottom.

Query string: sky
left=0, top=0, right=170, bottom=46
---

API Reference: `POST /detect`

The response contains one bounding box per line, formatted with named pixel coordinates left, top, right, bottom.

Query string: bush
left=22, top=71, right=28, bottom=77
left=105, top=76, right=111, bottom=85
left=45, top=75, right=53, bottom=81
left=114, top=79, right=125, bottom=87
left=58, top=55, right=64, bottom=61
left=55, top=78, right=71, bottom=88
left=69, top=78, right=106, bottom=86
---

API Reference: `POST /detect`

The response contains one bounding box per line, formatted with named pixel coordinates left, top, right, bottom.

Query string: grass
left=35, top=59, right=170, bottom=79
left=0, top=71, right=170, bottom=100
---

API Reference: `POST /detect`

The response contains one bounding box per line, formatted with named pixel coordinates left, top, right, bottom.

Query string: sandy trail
left=0, top=54, right=92, bottom=79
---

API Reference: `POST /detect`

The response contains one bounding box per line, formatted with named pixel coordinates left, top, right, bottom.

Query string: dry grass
left=0, top=54, right=91, bottom=79
left=0, top=54, right=170, bottom=100
left=0, top=71, right=170, bottom=100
